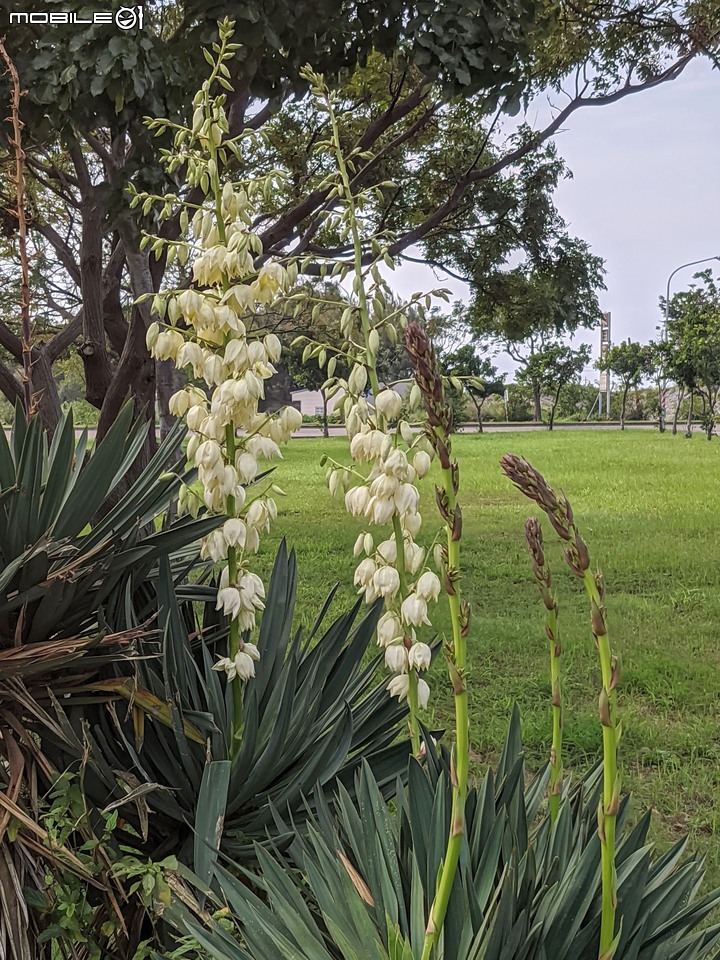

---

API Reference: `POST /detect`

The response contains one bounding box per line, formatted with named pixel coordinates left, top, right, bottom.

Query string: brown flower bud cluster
left=405, top=322, right=454, bottom=471
left=501, top=454, right=590, bottom=579
left=524, top=517, right=554, bottom=613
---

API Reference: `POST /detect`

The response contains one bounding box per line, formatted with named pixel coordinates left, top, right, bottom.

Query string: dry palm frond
left=0, top=625, right=153, bottom=682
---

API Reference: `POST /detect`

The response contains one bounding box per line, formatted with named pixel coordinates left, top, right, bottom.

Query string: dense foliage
left=170, top=714, right=720, bottom=960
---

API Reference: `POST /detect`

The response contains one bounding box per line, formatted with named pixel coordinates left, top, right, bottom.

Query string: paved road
left=7, top=421, right=712, bottom=441
left=293, top=421, right=711, bottom=437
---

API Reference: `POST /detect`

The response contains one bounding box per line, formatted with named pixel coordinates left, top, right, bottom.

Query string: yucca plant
left=0, top=400, right=219, bottom=651
left=170, top=710, right=720, bottom=960
left=0, top=402, right=223, bottom=960
left=33, top=541, right=413, bottom=873
left=0, top=407, right=412, bottom=958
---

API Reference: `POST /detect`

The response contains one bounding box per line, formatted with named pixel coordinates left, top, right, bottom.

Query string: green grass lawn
left=253, top=429, right=720, bottom=886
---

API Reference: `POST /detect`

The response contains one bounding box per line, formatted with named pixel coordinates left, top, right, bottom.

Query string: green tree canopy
left=0, top=0, right=715, bottom=455
left=439, top=344, right=504, bottom=431
left=662, top=270, right=720, bottom=439
left=598, top=340, right=655, bottom=428
left=516, top=340, right=591, bottom=428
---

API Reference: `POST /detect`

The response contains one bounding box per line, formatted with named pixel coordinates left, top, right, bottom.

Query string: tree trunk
left=707, top=391, right=717, bottom=441
left=532, top=382, right=542, bottom=422
left=321, top=388, right=329, bottom=438
left=0, top=363, right=23, bottom=409
left=620, top=384, right=629, bottom=430
left=96, top=304, right=156, bottom=454
left=0, top=351, right=62, bottom=435
left=475, top=399, right=483, bottom=433
left=31, top=349, right=63, bottom=434
left=156, top=359, right=176, bottom=442
left=549, top=387, right=561, bottom=431
left=671, top=386, right=685, bottom=436
left=76, top=172, right=113, bottom=408
left=685, top=391, right=694, bottom=439
left=102, top=253, right=130, bottom=358
left=97, top=222, right=157, bottom=477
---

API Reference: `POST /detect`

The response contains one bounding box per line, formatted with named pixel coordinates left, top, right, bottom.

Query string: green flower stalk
left=525, top=517, right=563, bottom=823
left=501, top=455, right=621, bottom=960
left=405, top=322, right=470, bottom=960
left=296, top=69, right=451, bottom=758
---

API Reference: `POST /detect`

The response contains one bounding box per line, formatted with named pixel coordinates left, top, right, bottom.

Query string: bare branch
left=0, top=39, right=34, bottom=421
left=33, top=221, right=82, bottom=287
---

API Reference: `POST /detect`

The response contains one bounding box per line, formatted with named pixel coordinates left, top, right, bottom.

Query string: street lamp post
left=660, top=255, right=720, bottom=433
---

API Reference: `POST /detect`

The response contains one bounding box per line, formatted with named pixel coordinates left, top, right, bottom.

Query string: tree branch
left=44, top=309, right=83, bottom=363
left=0, top=319, right=22, bottom=360
left=33, top=221, right=82, bottom=287
left=259, top=82, right=431, bottom=253
left=0, top=359, right=22, bottom=406
left=385, top=54, right=695, bottom=256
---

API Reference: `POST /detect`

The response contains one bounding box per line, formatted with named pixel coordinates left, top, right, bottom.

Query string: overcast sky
left=389, top=56, right=720, bottom=380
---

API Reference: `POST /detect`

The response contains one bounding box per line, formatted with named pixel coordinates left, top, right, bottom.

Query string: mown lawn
left=254, top=429, right=720, bottom=887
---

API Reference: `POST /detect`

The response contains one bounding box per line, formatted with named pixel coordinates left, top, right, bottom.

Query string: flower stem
left=499, top=456, right=620, bottom=960
left=421, top=458, right=467, bottom=960
left=547, top=600, right=563, bottom=823
left=204, top=79, right=245, bottom=755
left=327, top=92, right=426, bottom=749
left=225, top=422, right=243, bottom=755
left=393, top=513, right=421, bottom=755
left=524, top=518, right=563, bottom=823
left=583, top=569, right=619, bottom=960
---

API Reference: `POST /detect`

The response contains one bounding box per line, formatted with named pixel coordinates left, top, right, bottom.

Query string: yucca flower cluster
left=131, top=20, right=301, bottom=704
left=346, top=418, right=440, bottom=712
left=291, top=67, right=451, bottom=750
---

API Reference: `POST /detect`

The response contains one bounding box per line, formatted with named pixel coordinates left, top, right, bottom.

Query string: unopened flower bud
left=353, top=533, right=365, bottom=557
left=413, top=450, right=431, bottom=479
left=404, top=511, right=422, bottom=537
left=404, top=540, right=425, bottom=574
left=348, top=364, right=368, bottom=395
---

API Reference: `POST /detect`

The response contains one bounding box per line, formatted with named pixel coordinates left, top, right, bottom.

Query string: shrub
left=169, top=716, right=720, bottom=960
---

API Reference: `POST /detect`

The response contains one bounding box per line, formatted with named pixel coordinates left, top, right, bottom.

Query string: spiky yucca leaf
left=0, top=403, right=216, bottom=653
left=170, top=710, right=720, bottom=960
